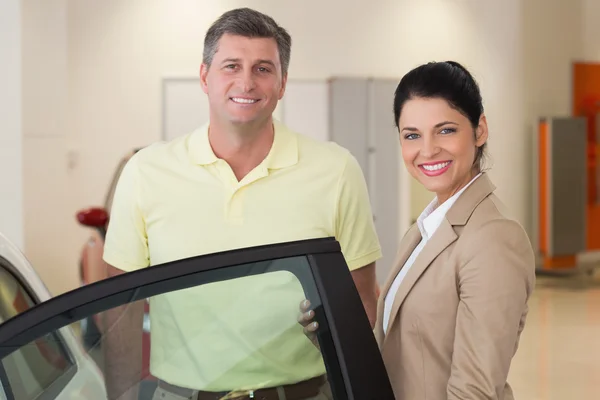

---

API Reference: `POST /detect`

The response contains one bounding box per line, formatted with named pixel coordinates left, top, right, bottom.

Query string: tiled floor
left=508, top=270, right=600, bottom=399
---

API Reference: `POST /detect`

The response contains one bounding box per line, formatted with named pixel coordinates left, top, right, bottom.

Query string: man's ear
left=200, top=63, right=209, bottom=95
left=278, top=73, right=288, bottom=100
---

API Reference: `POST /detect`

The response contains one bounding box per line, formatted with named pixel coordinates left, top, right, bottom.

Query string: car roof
left=0, top=231, right=53, bottom=303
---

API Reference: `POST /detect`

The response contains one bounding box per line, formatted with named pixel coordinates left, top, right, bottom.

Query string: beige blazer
left=374, top=173, right=535, bottom=400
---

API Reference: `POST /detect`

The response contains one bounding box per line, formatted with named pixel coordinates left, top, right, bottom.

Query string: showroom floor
left=507, top=269, right=600, bottom=400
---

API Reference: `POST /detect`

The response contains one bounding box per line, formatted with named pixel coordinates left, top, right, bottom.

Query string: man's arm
left=334, top=151, right=383, bottom=327
left=102, top=264, right=145, bottom=400
left=350, top=262, right=379, bottom=328
left=101, top=154, right=150, bottom=399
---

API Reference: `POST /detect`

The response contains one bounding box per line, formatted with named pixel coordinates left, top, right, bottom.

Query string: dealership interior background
left=2, top=0, right=600, bottom=398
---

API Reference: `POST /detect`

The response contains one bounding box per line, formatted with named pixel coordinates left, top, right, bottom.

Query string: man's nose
left=238, top=70, right=256, bottom=92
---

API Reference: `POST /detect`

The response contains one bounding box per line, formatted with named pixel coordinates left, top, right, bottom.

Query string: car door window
left=0, top=374, right=7, bottom=400
left=0, top=261, right=77, bottom=400
left=0, top=238, right=394, bottom=400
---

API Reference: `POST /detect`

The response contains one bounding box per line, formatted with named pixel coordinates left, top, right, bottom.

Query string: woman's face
left=398, top=97, right=488, bottom=204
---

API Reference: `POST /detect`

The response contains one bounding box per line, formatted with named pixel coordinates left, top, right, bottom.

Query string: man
left=102, top=7, right=381, bottom=400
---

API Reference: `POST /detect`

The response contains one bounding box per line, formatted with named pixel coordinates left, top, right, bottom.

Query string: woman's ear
left=476, top=114, right=489, bottom=147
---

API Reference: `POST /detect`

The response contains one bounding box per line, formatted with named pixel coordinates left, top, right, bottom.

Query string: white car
left=0, top=231, right=107, bottom=400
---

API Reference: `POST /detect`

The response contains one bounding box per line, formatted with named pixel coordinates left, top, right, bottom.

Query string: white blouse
left=382, top=173, right=482, bottom=334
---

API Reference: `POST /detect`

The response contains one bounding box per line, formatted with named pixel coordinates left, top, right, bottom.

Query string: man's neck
left=208, top=118, right=275, bottom=181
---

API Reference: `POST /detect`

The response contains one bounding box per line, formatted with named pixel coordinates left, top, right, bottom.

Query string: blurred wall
left=21, top=0, right=83, bottom=295
left=521, top=0, right=584, bottom=249
left=0, top=0, right=23, bottom=250
left=583, top=0, right=600, bottom=60
left=15, top=0, right=597, bottom=294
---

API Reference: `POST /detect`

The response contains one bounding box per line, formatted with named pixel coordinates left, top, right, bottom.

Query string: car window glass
left=0, top=377, right=6, bottom=400
left=0, top=267, right=35, bottom=324
left=1, top=256, right=343, bottom=399
left=0, top=264, right=76, bottom=400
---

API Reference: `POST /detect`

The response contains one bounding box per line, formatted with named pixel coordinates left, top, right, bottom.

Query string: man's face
left=200, top=34, right=287, bottom=128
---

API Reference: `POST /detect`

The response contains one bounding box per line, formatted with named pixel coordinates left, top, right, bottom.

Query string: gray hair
left=203, top=8, right=292, bottom=76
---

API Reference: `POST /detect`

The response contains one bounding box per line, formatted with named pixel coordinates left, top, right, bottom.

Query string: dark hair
left=393, top=61, right=487, bottom=169
left=203, top=8, right=292, bottom=75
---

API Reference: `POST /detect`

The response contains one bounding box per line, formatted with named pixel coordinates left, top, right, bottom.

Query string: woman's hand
left=298, top=299, right=320, bottom=349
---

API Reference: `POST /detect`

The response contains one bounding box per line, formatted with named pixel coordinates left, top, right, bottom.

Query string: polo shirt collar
left=263, top=119, right=298, bottom=169
left=188, top=119, right=298, bottom=169
left=188, top=123, right=217, bottom=165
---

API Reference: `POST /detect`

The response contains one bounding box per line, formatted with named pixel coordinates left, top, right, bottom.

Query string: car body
left=0, top=236, right=395, bottom=399
left=0, top=231, right=107, bottom=400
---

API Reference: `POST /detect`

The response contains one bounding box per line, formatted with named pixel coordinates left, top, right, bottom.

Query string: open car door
left=0, top=238, right=394, bottom=400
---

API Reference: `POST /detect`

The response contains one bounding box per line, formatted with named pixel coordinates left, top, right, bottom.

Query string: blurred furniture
left=534, top=62, right=600, bottom=272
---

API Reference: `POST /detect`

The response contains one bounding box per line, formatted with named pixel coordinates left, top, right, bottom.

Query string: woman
left=302, top=61, right=535, bottom=399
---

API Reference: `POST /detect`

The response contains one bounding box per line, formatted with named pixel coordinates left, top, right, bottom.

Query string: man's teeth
left=232, top=98, right=258, bottom=104
left=422, top=161, right=450, bottom=171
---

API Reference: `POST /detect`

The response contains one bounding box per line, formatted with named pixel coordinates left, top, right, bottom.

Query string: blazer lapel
left=382, top=219, right=458, bottom=347
left=374, top=225, right=421, bottom=345
left=381, top=225, right=422, bottom=298
left=380, top=172, right=496, bottom=346
left=445, top=172, right=496, bottom=225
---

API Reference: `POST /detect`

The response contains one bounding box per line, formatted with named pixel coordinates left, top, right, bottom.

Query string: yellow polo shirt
left=103, top=120, right=382, bottom=391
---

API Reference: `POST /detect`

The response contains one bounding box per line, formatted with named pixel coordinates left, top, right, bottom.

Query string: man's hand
left=298, top=299, right=320, bottom=350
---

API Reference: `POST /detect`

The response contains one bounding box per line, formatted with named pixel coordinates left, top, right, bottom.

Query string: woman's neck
left=435, top=168, right=481, bottom=207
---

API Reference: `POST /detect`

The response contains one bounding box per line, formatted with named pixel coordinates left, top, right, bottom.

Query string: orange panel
left=541, top=255, right=577, bottom=270
left=572, top=62, right=600, bottom=116
left=587, top=206, right=600, bottom=250
left=572, top=62, right=600, bottom=251
left=538, top=120, right=549, bottom=256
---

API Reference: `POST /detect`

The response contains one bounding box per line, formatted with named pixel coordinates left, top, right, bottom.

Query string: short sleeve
left=334, top=152, right=382, bottom=270
left=102, top=155, right=150, bottom=272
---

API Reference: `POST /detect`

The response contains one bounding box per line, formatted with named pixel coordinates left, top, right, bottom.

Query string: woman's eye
left=440, top=128, right=456, bottom=135
left=404, top=133, right=419, bottom=140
